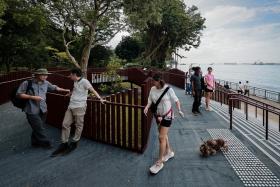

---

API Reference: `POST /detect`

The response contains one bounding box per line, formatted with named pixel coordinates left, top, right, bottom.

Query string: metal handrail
left=228, top=93, right=280, bottom=140
left=216, top=79, right=280, bottom=103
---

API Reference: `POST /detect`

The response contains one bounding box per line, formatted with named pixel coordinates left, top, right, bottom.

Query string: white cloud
left=107, top=1, right=280, bottom=64
left=204, top=6, right=256, bottom=29
left=180, top=3, right=280, bottom=64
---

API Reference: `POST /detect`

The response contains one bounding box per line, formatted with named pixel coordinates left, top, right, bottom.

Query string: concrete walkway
left=0, top=86, right=279, bottom=187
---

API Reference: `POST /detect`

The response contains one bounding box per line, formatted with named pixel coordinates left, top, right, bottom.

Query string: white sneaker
left=149, top=162, right=164, bottom=174
left=163, top=151, right=175, bottom=162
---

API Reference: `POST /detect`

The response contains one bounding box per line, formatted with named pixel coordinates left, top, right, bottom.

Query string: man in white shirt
left=244, top=81, right=250, bottom=96
left=51, top=68, right=105, bottom=156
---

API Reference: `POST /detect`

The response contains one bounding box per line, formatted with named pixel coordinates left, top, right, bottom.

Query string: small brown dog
left=200, top=138, right=228, bottom=157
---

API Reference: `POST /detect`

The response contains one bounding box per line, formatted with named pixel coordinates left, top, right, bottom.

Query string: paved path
left=0, top=86, right=280, bottom=187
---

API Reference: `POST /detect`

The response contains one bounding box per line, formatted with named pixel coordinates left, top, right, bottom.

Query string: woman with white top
left=144, top=74, right=184, bottom=174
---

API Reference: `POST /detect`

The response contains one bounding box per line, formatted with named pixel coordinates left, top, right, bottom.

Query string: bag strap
left=155, top=86, right=170, bottom=108
left=26, top=80, right=34, bottom=94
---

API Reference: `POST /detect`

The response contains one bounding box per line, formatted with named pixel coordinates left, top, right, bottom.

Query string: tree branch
left=92, top=24, right=126, bottom=47
left=69, top=0, right=91, bottom=26
left=62, top=29, right=81, bottom=68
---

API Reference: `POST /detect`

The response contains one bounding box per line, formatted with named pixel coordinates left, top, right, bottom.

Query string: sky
left=108, top=0, right=280, bottom=64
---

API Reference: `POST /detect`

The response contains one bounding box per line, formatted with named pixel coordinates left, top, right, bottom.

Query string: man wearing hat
left=17, top=68, right=70, bottom=148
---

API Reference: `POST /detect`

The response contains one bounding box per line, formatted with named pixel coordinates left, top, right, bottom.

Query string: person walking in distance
left=204, top=67, right=215, bottom=111
left=17, top=69, right=70, bottom=148
left=191, top=67, right=202, bottom=115
left=244, top=81, right=250, bottom=96
left=238, top=81, right=244, bottom=94
left=144, top=74, right=184, bottom=174
left=51, top=68, right=105, bottom=156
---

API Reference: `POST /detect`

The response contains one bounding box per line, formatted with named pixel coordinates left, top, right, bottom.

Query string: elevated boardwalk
left=0, top=86, right=280, bottom=187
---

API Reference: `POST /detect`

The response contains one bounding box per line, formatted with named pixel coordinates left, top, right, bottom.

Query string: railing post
left=229, top=99, right=233, bottom=130
left=279, top=115, right=280, bottom=132
left=263, top=104, right=265, bottom=126
left=278, top=93, right=280, bottom=103
left=264, top=90, right=267, bottom=99
left=265, top=109, right=268, bottom=140
left=245, top=103, right=248, bottom=120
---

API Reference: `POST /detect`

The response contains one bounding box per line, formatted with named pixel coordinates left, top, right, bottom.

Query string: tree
left=44, top=0, right=126, bottom=77
left=132, top=0, right=206, bottom=68
left=88, top=45, right=113, bottom=67
left=115, top=36, right=144, bottom=61
left=43, top=0, right=166, bottom=77
left=0, top=0, right=50, bottom=72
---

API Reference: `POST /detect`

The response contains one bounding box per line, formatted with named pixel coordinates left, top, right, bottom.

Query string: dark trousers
left=192, top=90, right=202, bottom=113
left=26, top=112, right=50, bottom=145
left=244, top=90, right=249, bottom=96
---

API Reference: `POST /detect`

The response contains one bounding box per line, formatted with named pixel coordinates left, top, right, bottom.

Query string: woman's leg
left=205, top=92, right=210, bottom=109
left=158, top=126, right=169, bottom=162
left=208, top=92, right=213, bottom=107
left=165, top=135, right=172, bottom=154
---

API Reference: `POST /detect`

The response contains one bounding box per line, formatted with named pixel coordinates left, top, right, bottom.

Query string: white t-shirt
left=69, top=78, right=93, bottom=109
left=147, top=85, right=179, bottom=116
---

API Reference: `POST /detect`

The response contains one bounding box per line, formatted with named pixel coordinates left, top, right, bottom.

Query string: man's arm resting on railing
left=88, top=87, right=105, bottom=104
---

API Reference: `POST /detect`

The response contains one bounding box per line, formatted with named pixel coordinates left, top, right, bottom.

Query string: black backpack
left=11, top=80, right=33, bottom=110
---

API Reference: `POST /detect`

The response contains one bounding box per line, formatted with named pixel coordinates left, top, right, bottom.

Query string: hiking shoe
left=163, top=151, right=175, bottom=162
left=63, top=141, right=78, bottom=155
left=150, top=161, right=164, bottom=174
left=51, top=143, right=69, bottom=157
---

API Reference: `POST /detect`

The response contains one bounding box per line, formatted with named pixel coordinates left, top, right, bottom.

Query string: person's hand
left=144, top=106, right=149, bottom=116
left=65, top=89, right=71, bottom=94
left=179, top=110, right=184, bottom=118
left=65, top=92, right=72, bottom=97
left=100, top=98, right=106, bottom=104
left=192, top=91, right=195, bottom=96
left=31, top=96, right=43, bottom=102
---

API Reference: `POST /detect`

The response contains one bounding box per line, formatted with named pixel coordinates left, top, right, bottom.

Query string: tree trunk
left=80, top=25, right=95, bottom=78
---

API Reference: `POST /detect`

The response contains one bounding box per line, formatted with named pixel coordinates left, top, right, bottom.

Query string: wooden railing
left=46, top=86, right=148, bottom=152
left=0, top=68, right=181, bottom=153
left=212, top=83, right=241, bottom=109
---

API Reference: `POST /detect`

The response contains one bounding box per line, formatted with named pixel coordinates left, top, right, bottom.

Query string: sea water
left=178, top=64, right=280, bottom=92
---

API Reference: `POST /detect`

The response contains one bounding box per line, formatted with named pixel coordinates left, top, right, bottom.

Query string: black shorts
left=160, top=117, right=172, bottom=127
left=205, top=88, right=214, bottom=92
left=155, top=115, right=173, bottom=127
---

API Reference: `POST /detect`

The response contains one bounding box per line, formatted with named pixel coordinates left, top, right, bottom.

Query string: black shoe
left=192, top=111, right=199, bottom=116
left=63, top=141, right=78, bottom=155
left=51, top=143, right=69, bottom=157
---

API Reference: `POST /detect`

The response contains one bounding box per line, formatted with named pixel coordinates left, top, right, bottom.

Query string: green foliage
left=115, top=36, right=144, bottom=61
left=127, top=0, right=206, bottom=68
left=88, top=45, right=113, bottom=67
left=123, top=0, right=163, bottom=30
left=0, top=0, right=51, bottom=71
left=99, top=57, right=124, bottom=94
left=0, top=0, right=6, bottom=28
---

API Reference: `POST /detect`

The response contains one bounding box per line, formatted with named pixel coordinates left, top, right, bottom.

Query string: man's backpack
left=10, top=80, right=33, bottom=110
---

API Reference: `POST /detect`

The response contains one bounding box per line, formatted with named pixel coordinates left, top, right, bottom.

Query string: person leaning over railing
left=17, top=69, right=70, bottom=148
left=144, top=74, right=184, bottom=174
left=51, top=68, right=106, bottom=157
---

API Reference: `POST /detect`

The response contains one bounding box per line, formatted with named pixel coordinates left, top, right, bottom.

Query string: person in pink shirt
left=204, top=67, right=215, bottom=111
